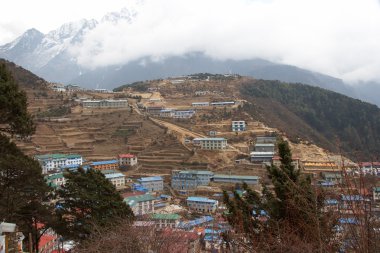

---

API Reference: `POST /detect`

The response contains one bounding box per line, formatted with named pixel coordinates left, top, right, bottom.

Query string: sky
left=1, top=0, right=380, bottom=83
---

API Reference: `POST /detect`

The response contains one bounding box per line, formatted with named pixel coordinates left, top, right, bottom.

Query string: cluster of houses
left=82, top=99, right=129, bottom=109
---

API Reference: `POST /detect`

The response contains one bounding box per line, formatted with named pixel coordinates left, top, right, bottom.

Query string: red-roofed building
left=39, top=234, right=58, bottom=253
left=118, top=154, right=138, bottom=167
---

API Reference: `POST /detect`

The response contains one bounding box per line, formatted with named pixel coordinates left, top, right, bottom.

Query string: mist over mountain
left=1, top=5, right=379, bottom=107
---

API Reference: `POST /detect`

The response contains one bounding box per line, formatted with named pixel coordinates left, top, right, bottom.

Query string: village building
left=146, top=106, right=165, bottom=115
left=187, top=197, right=218, bottom=213
left=250, top=151, right=275, bottom=163
left=101, top=170, right=126, bottom=190
left=138, top=176, right=164, bottom=192
left=321, top=172, right=343, bottom=184
left=210, top=101, right=235, bottom=106
left=82, top=99, right=128, bottom=108
left=150, top=213, right=181, bottom=229
left=45, top=172, right=66, bottom=189
left=124, top=193, right=155, bottom=216
left=192, top=102, right=210, bottom=107
left=35, top=154, right=83, bottom=174
left=118, top=154, right=138, bottom=167
left=90, top=160, right=119, bottom=171
left=373, top=187, right=380, bottom=201
left=302, top=161, right=339, bottom=172
left=272, top=156, right=300, bottom=170
left=254, top=143, right=275, bottom=152
left=159, top=109, right=175, bottom=118
left=212, top=174, right=259, bottom=185
left=171, top=170, right=214, bottom=190
left=359, top=162, right=380, bottom=175
left=231, top=121, right=246, bottom=132
left=256, top=136, right=277, bottom=144
left=173, top=110, right=196, bottom=119
left=94, top=88, right=111, bottom=93
left=193, top=138, right=228, bottom=150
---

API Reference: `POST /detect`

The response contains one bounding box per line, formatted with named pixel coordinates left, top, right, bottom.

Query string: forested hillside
left=240, top=80, right=380, bottom=161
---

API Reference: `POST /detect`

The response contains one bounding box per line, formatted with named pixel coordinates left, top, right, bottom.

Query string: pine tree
left=54, top=168, right=134, bottom=240
left=223, top=139, right=337, bottom=251
left=0, top=63, right=52, bottom=252
left=0, top=135, right=53, bottom=252
left=0, top=62, right=35, bottom=137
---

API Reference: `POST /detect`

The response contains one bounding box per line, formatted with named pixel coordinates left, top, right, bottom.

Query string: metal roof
left=91, top=160, right=118, bottom=166
left=138, top=176, right=163, bottom=182
left=187, top=196, right=217, bottom=204
left=193, top=138, right=226, bottom=141
left=35, top=154, right=82, bottom=160
left=124, top=194, right=155, bottom=207
left=104, top=173, right=125, bottom=179
left=151, top=213, right=181, bottom=220
left=213, top=174, right=259, bottom=180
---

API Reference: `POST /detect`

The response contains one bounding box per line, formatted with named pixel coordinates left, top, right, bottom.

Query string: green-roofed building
left=45, top=172, right=66, bottom=189
left=151, top=213, right=181, bottom=229
left=34, top=153, right=83, bottom=174
left=124, top=194, right=155, bottom=216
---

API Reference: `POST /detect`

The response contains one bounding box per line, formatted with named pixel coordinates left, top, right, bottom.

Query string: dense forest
left=240, top=79, right=380, bottom=161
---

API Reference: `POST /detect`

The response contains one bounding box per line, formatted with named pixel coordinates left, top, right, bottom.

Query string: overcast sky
left=1, top=0, right=380, bottom=83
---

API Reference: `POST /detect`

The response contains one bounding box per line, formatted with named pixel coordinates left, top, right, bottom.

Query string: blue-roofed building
left=90, top=159, right=119, bottom=171
left=138, top=176, right=163, bottom=192
left=340, top=194, right=367, bottom=212
left=59, top=164, right=90, bottom=172
left=193, top=138, right=227, bottom=150
left=187, top=196, right=218, bottom=213
left=35, top=153, right=83, bottom=174
left=177, top=216, right=214, bottom=230
left=171, top=170, right=214, bottom=190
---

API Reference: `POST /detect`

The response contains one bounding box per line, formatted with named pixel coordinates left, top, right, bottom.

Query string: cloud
left=69, top=0, right=380, bottom=83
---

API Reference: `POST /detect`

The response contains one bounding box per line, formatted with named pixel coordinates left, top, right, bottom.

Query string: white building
left=35, top=154, right=83, bottom=174
left=82, top=99, right=128, bottom=108
left=173, top=110, right=195, bottom=119
left=138, top=176, right=164, bottom=192
left=102, top=171, right=126, bottom=189
left=232, top=121, right=246, bottom=132
left=193, top=138, right=227, bottom=150
left=45, top=172, right=66, bottom=188
left=118, top=154, right=138, bottom=167
left=124, top=194, right=156, bottom=216
left=151, top=213, right=181, bottom=229
left=187, top=197, right=218, bottom=213
left=192, top=102, right=209, bottom=107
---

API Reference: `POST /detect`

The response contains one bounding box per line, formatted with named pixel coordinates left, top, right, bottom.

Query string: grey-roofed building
left=254, top=143, right=275, bottom=152
left=193, top=138, right=227, bottom=150
left=187, top=196, right=218, bottom=213
left=212, top=174, right=259, bottom=185
left=250, top=151, right=275, bottom=163
left=138, top=176, right=164, bottom=192
left=171, top=170, right=214, bottom=190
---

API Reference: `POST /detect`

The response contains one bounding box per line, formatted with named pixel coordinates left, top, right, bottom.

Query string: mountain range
left=1, top=9, right=379, bottom=107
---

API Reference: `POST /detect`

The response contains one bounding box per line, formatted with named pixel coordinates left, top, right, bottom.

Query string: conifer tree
left=0, top=62, right=35, bottom=137
left=54, top=168, right=134, bottom=240
left=0, top=63, right=52, bottom=252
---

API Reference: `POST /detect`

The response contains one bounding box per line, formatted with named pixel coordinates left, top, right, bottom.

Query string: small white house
left=118, top=154, right=138, bottom=167
left=232, top=121, right=246, bottom=132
